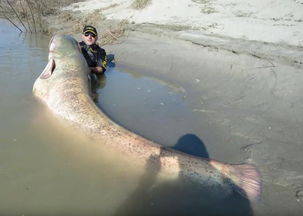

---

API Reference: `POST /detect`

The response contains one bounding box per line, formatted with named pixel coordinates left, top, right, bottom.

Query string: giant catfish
left=33, top=35, right=261, bottom=201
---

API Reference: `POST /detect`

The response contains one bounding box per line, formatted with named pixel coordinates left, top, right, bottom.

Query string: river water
left=0, top=19, right=255, bottom=215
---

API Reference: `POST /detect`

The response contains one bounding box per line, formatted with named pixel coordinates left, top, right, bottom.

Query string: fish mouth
left=40, top=58, right=56, bottom=79
left=40, top=36, right=56, bottom=79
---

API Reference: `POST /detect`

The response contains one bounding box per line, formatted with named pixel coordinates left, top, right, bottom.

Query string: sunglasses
left=84, top=32, right=96, bottom=38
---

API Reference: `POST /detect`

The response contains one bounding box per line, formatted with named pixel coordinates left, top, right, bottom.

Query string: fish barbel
left=33, top=35, right=261, bottom=201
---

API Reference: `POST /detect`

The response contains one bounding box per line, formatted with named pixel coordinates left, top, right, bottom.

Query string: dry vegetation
left=131, top=0, right=152, bottom=9
left=0, top=0, right=126, bottom=44
left=48, top=8, right=128, bottom=45
left=0, top=0, right=84, bottom=33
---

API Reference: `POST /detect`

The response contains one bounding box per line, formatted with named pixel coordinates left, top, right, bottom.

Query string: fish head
left=33, top=34, right=90, bottom=104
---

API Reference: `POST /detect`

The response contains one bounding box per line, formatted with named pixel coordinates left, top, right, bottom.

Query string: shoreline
left=44, top=8, right=303, bottom=69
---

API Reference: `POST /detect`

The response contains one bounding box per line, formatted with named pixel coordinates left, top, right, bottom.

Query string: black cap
left=82, top=25, right=97, bottom=35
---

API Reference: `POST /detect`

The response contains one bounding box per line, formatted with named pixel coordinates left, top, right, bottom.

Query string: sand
left=53, top=0, right=303, bottom=214
left=65, top=0, right=303, bottom=46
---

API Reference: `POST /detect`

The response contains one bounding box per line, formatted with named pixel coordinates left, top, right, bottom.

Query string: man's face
left=82, top=32, right=98, bottom=45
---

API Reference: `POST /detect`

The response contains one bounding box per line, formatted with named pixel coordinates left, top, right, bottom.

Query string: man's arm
left=91, top=47, right=107, bottom=75
left=90, top=66, right=105, bottom=74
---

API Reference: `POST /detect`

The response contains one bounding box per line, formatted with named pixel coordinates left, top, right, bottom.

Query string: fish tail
left=210, top=161, right=261, bottom=201
left=228, top=164, right=261, bottom=201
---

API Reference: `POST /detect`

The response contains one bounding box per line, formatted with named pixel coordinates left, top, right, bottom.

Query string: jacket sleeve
left=97, top=48, right=107, bottom=71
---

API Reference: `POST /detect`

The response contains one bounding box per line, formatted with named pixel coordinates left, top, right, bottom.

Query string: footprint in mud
left=295, top=187, right=303, bottom=202
left=293, top=0, right=303, bottom=4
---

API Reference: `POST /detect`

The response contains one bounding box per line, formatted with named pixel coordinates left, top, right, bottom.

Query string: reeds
left=0, top=0, right=83, bottom=33
left=0, top=0, right=126, bottom=44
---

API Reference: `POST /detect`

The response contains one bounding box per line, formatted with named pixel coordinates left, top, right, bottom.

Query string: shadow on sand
left=113, top=134, right=254, bottom=216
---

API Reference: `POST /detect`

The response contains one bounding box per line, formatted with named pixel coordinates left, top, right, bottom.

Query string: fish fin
left=210, top=161, right=261, bottom=201
left=226, top=164, right=261, bottom=201
left=40, top=58, right=55, bottom=79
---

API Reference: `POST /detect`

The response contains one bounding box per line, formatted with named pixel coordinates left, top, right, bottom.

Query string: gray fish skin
left=33, top=35, right=261, bottom=201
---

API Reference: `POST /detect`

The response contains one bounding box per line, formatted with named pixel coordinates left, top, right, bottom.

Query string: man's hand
left=90, top=66, right=104, bottom=74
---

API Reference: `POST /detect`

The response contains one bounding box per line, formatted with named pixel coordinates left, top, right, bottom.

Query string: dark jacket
left=79, top=41, right=107, bottom=70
